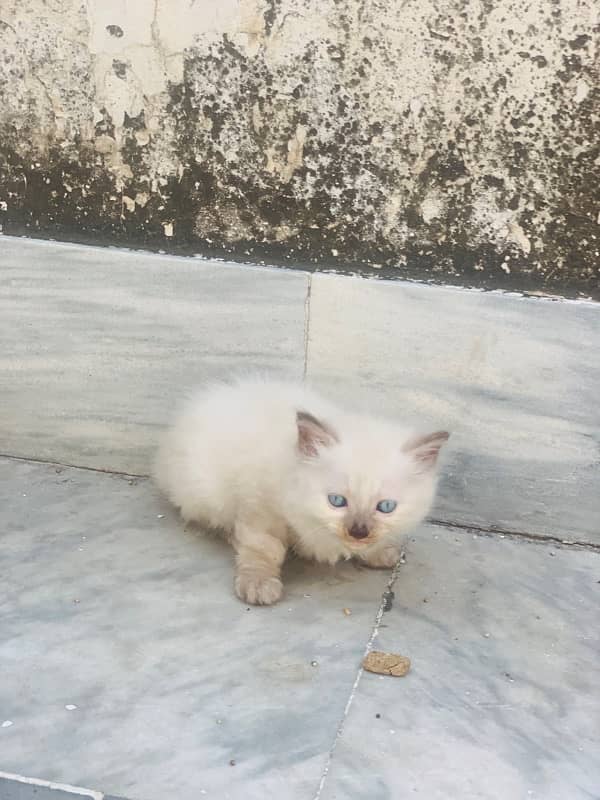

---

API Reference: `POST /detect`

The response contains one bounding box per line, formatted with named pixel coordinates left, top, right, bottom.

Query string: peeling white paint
left=421, top=194, right=444, bottom=224
left=574, top=78, right=590, bottom=104
left=507, top=221, right=532, bottom=255
left=0, top=770, right=102, bottom=799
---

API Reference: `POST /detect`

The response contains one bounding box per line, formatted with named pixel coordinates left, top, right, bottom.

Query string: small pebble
left=311, top=660, right=318, bottom=667
left=549, top=551, right=555, bottom=557
left=216, top=719, right=222, bottom=725
left=157, top=514, right=165, bottom=519
left=229, top=759, right=236, bottom=766
left=483, top=633, right=491, bottom=638
left=399, top=551, right=406, bottom=564
left=375, top=713, right=381, bottom=719
left=65, top=704, right=77, bottom=711
left=343, top=608, right=352, bottom=616
left=1, top=720, right=13, bottom=728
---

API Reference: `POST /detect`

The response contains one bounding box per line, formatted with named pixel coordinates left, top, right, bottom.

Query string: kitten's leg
left=233, top=521, right=287, bottom=605
left=358, top=542, right=401, bottom=569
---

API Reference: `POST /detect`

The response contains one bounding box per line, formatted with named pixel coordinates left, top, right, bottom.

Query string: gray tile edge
left=0, top=233, right=312, bottom=283
left=309, top=268, right=600, bottom=308
left=0, top=772, right=107, bottom=799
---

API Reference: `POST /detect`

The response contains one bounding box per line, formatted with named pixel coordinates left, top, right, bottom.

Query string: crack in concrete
left=302, top=272, right=312, bottom=381
left=313, top=562, right=402, bottom=800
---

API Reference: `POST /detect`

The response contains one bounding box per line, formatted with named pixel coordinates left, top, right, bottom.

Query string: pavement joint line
left=302, top=272, right=313, bottom=381
left=0, top=452, right=146, bottom=480
left=429, top=517, right=600, bottom=553
left=2, top=453, right=599, bottom=552
left=313, top=561, right=402, bottom=800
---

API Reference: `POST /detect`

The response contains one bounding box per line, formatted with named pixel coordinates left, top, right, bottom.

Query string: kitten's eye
left=376, top=499, right=397, bottom=514
left=328, top=494, right=348, bottom=508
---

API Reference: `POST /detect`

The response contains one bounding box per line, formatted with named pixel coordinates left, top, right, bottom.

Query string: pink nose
left=349, top=524, right=369, bottom=540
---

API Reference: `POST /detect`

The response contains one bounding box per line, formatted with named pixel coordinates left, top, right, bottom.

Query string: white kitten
left=154, top=376, right=449, bottom=605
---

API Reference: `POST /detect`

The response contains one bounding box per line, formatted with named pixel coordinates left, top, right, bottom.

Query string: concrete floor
left=1, top=455, right=598, bottom=800
left=1, top=238, right=599, bottom=799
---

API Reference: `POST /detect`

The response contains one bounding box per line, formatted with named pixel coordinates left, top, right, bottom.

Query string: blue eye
left=328, top=494, right=348, bottom=508
left=376, top=499, right=397, bottom=514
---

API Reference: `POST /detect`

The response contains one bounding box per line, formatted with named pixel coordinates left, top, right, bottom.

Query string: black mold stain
left=569, top=33, right=590, bottom=49
left=112, top=59, right=128, bottom=79
left=94, top=108, right=115, bottom=138
left=0, top=15, right=599, bottom=300
left=106, top=24, right=124, bottom=38
left=263, top=1, right=279, bottom=36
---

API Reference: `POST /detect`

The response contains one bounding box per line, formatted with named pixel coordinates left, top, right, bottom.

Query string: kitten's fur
left=154, top=377, right=449, bottom=605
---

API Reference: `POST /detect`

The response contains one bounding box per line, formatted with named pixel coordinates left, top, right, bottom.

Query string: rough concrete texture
left=0, top=0, right=598, bottom=296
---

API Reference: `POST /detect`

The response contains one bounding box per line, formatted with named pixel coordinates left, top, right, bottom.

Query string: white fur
left=154, top=376, right=448, bottom=604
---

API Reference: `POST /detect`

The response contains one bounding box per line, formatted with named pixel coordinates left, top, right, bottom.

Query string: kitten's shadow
left=177, top=516, right=367, bottom=588
left=283, top=552, right=367, bottom=588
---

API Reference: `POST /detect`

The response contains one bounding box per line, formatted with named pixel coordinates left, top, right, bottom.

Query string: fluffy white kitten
left=154, top=377, right=449, bottom=605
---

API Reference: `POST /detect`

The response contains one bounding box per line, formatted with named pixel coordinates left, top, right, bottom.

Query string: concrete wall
left=0, top=1, right=598, bottom=297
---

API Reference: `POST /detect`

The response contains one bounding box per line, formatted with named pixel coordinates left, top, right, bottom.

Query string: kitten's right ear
left=403, top=430, right=450, bottom=472
left=296, top=411, right=339, bottom=457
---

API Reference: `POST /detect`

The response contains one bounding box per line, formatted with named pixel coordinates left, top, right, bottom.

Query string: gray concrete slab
left=320, top=526, right=600, bottom=800
left=0, top=456, right=390, bottom=800
left=2, top=456, right=598, bottom=800
left=0, top=237, right=309, bottom=475
left=306, top=273, right=600, bottom=544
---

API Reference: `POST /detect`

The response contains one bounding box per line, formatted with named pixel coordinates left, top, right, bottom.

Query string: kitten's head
left=286, top=410, right=449, bottom=558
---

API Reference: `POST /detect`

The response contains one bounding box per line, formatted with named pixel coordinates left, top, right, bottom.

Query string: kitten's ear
left=297, top=411, right=338, bottom=457
left=403, top=431, right=449, bottom=471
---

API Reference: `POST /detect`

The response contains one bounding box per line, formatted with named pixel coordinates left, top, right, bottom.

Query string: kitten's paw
left=235, top=574, right=283, bottom=605
left=361, top=545, right=401, bottom=569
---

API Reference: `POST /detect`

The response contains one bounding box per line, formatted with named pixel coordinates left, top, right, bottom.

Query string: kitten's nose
left=349, top=524, right=369, bottom=540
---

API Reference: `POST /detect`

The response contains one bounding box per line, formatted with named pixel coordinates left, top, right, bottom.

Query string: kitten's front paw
left=360, top=545, right=401, bottom=569
left=235, top=574, right=283, bottom=605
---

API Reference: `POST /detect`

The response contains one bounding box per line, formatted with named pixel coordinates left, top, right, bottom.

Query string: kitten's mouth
left=343, top=536, right=376, bottom=549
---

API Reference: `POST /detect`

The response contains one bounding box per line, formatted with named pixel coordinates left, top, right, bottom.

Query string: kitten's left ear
left=403, top=431, right=449, bottom=471
left=297, top=411, right=339, bottom=457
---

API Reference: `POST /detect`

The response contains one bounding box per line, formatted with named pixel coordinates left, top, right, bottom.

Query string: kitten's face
left=287, top=412, right=448, bottom=559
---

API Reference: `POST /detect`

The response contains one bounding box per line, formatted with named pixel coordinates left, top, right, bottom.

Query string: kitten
left=154, top=376, right=449, bottom=605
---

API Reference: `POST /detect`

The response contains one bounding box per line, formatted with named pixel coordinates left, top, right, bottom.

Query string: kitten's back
left=153, top=376, right=336, bottom=528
